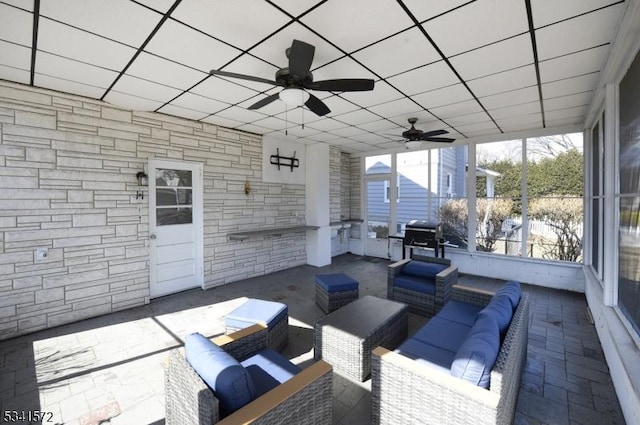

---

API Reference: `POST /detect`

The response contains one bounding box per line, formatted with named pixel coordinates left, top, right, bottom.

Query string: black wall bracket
left=270, top=148, right=299, bottom=172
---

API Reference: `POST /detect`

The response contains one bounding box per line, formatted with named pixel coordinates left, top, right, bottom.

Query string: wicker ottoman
left=315, top=273, right=359, bottom=313
left=224, top=299, right=288, bottom=352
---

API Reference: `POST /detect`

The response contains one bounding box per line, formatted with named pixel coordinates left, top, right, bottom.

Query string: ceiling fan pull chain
left=301, top=106, right=304, bottom=130
left=285, top=104, right=289, bottom=136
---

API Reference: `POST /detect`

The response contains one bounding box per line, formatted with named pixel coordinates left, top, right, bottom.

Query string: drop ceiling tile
left=135, top=0, right=176, bottom=14
left=145, top=20, right=240, bottom=73
left=36, top=52, right=118, bottom=89
left=333, top=109, right=381, bottom=126
left=220, top=55, right=280, bottom=92
left=495, top=113, right=543, bottom=130
left=387, top=111, right=439, bottom=127
left=357, top=118, right=406, bottom=133
left=446, top=111, right=492, bottom=127
left=250, top=116, right=288, bottom=131
left=544, top=91, right=593, bottom=112
left=201, top=114, right=245, bottom=129
left=539, top=44, right=609, bottom=83
left=113, top=74, right=183, bottom=103
left=312, top=56, right=377, bottom=82
left=268, top=0, right=323, bottom=17
left=545, top=115, right=584, bottom=128
left=0, top=40, right=30, bottom=71
left=173, top=0, right=290, bottom=50
left=488, top=101, right=541, bottom=119
left=251, top=23, right=343, bottom=70
left=40, top=0, right=161, bottom=46
left=480, top=86, right=540, bottom=110
left=413, top=83, right=473, bottom=109
left=235, top=122, right=272, bottom=134
left=368, top=98, right=424, bottom=118
left=192, top=76, right=261, bottom=105
left=104, top=91, right=164, bottom=112
left=0, top=4, right=32, bottom=45
left=330, top=126, right=369, bottom=138
left=158, top=104, right=209, bottom=121
left=305, top=117, right=350, bottom=132
left=34, top=74, right=105, bottom=99
left=423, top=0, right=529, bottom=57
left=339, top=81, right=403, bottom=108
left=460, top=125, right=501, bottom=139
left=535, top=3, right=624, bottom=60
left=386, top=61, right=460, bottom=96
left=430, top=99, right=483, bottom=119
left=545, top=105, right=588, bottom=121
left=127, top=52, right=208, bottom=90
left=467, top=65, right=538, bottom=98
left=530, top=0, right=622, bottom=28
left=305, top=131, right=341, bottom=142
left=273, top=106, right=321, bottom=125
left=170, top=92, right=230, bottom=115
left=449, top=34, right=534, bottom=81
left=402, top=0, right=473, bottom=22
left=214, top=105, right=268, bottom=123
left=2, top=1, right=34, bottom=9
left=541, top=72, right=600, bottom=98
left=349, top=132, right=395, bottom=144
left=352, top=27, right=441, bottom=78
left=0, top=65, right=30, bottom=85
left=300, top=0, right=414, bottom=53
left=38, top=18, right=137, bottom=70
left=320, top=95, right=361, bottom=116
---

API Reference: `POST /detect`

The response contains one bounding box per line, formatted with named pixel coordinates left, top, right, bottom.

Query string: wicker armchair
left=372, top=285, right=530, bottom=425
left=387, top=254, right=458, bottom=316
left=165, top=324, right=333, bottom=425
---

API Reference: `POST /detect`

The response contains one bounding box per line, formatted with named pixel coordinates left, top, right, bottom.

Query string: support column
left=306, top=144, right=331, bottom=266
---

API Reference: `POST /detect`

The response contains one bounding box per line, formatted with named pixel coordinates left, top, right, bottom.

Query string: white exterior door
left=364, top=178, right=392, bottom=258
left=148, top=159, right=204, bottom=298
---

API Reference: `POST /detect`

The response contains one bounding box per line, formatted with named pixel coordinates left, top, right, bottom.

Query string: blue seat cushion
left=315, top=273, right=359, bottom=293
left=477, top=294, right=513, bottom=337
left=411, top=316, right=472, bottom=353
left=401, top=260, right=447, bottom=278
left=494, top=280, right=521, bottom=310
left=438, top=300, right=484, bottom=327
left=393, top=275, right=436, bottom=295
left=184, top=333, right=256, bottom=416
left=450, top=314, right=501, bottom=388
left=241, top=348, right=301, bottom=397
left=225, top=299, right=288, bottom=330
left=395, top=338, right=456, bottom=369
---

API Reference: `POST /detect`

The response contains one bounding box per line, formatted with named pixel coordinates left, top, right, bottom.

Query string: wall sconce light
left=136, top=171, right=148, bottom=200
left=244, top=179, right=251, bottom=195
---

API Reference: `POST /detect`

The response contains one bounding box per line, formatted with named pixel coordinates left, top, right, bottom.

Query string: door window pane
left=156, top=188, right=192, bottom=206
left=157, top=207, right=192, bottom=226
left=156, top=169, right=192, bottom=187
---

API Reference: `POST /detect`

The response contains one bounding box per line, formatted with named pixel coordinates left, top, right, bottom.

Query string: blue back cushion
left=450, top=314, right=501, bottom=388
left=241, top=348, right=301, bottom=397
left=393, top=274, right=436, bottom=294
left=401, top=260, right=447, bottom=278
left=477, top=294, right=513, bottom=337
left=494, top=280, right=521, bottom=310
left=185, top=333, right=256, bottom=416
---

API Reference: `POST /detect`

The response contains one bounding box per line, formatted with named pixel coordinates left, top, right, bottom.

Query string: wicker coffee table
left=313, top=295, right=408, bottom=381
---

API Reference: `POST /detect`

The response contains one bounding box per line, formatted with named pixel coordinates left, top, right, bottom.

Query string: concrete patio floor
left=0, top=253, right=627, bottom=425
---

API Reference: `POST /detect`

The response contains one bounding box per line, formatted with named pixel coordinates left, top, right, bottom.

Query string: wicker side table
left=314, top=295, right=408, bottom=381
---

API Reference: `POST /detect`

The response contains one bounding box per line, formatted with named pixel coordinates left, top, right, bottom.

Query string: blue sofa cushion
left=315, top=273, right=359, bottom=293
left=395, top=338, right=456, bottom=369
left=411, top=316, right=472, bottom=353
left=225, top=299, right=288, bottom=330
left=185, top=333, right=256, bottom=416
left=494, top=280, right=521, bottom=310
left=450, top=314, right=501, bottom=389
left=437, top=300, right=484, bottom=327
left=477, top=294, right=513, bottom=337
left=393, top=274, right=436, bottom=295
left=401, top=260, right=447, bottom=278
left=241, top=348, right=301, bottom=397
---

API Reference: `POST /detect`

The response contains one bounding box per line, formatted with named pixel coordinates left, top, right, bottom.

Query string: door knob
left=150, top=234, right=157, bottom=240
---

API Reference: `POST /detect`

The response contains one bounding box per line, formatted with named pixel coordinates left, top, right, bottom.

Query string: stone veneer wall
left=329, top=145, right=341, bottom=223
left=349, top=155, right=362, bottom=220
left=0, top=81, right=307, bottom=340
left=340, top=151, right=351, bottom=220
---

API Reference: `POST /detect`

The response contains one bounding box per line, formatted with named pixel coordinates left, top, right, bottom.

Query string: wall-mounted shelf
left=228, top=225, right=320, bottom=241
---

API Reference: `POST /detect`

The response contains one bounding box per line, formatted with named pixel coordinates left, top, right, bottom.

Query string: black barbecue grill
left=403, top=220, right=445, bottom=259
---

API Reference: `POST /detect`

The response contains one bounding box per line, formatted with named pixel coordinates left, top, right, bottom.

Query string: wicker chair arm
left=218, top=360, right=333, bottom=425
left=213, top=324, right=268, bottom=361
left=435, top=265, right=458, bottom=312
left=451, top=284, right=494, bottom=307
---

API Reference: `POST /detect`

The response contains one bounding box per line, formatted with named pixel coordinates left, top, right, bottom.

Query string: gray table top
left=315, top=295, right=407, bottom=338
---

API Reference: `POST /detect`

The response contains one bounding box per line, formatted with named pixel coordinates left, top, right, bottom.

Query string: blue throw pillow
left=450, top=314, right=500, bottom=389
left=184, top=333, right=256, bottom=416
left=477, top=294, right=513, bottom=336
left=493, top=281, right=521, bottom=310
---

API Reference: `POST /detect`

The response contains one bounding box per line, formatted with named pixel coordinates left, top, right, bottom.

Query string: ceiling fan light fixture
left=405, top=140, right=422, bottom=149
left=279, top=88, right=310, bottom=106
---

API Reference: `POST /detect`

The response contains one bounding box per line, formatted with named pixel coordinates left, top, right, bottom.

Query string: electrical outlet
left=35, top=247, right=48, bottom=262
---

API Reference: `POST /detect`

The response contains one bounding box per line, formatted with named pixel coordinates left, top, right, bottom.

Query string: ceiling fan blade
left=308, top=78, right=375, bottom=92
left=423, top=137, right=456, bottom=143
left=248, top=93, right=280, bottom=110
left=210, top=69, right=277, bottom=86
left=420, top=129, right=449, bottom=139
left=289, top=40, right=315, bottom=78
left=304, top=93, right=330, bottom=116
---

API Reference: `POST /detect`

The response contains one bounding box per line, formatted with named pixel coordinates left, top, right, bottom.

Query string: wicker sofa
left=387, top=254, right=458, bottom=316
left=372, top=282, right=530, bottom=425
left=165, top=324, right=333, bottom=425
